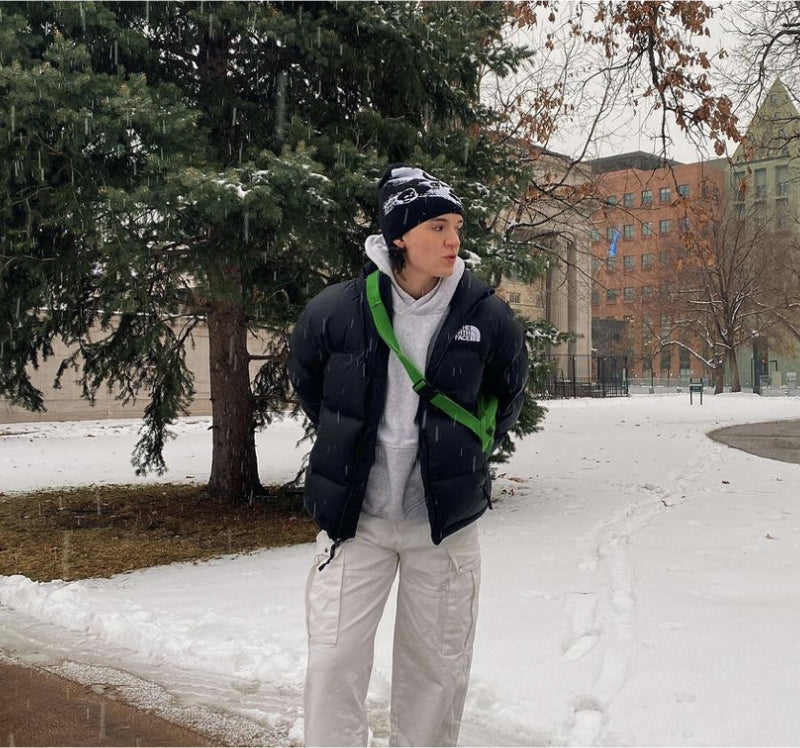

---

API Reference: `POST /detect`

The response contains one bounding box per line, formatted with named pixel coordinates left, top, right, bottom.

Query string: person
left=288, top=164, right=529, bottom=747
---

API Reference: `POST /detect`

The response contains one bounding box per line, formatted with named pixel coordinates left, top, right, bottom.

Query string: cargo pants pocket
left=306, top=530, right=345, bottom=646
left=440, top=545, right=481, bottom=656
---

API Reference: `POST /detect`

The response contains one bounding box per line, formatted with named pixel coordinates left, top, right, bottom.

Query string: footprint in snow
left=563, top=633, right=599, bottom=662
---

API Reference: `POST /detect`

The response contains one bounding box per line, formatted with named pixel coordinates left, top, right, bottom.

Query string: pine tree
left=1, top=2, right=536, bottom=498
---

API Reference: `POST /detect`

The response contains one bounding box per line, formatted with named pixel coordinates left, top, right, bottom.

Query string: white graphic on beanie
left=454, top=324, right=481, bottom=343
left=381, top=171, right=462, bottom=217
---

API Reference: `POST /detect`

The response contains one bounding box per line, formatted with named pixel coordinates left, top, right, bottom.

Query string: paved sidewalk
left=0, top=660, right=218, bottom=747
left=708, top=419, right=800, bottom=464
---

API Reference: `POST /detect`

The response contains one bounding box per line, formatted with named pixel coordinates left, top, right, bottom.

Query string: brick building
left=589, top=156, right=727, bottom=381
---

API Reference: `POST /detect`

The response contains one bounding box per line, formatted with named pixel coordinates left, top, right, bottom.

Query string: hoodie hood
left=363, top=233, right=465, bottom=307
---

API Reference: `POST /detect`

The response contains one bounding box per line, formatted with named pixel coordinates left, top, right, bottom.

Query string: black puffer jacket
left=288, top=261, right=528, bottom=545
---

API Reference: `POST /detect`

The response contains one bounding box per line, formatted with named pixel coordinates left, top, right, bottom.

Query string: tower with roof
left=729, top=78, right=800, bottom=392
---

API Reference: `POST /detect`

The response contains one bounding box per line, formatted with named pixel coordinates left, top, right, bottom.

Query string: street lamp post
left=752, top=331, right=760, bottom=395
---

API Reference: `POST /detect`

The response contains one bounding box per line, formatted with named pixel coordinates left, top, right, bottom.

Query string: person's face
left=394, top=214, right=463, bottom=280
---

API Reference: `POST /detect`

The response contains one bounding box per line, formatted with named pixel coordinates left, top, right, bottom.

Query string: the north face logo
left=454, top=325, right=481, bottom=343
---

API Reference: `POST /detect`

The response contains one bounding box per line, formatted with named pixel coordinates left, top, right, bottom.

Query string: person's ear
left=393, top=238, right=405, bottom=248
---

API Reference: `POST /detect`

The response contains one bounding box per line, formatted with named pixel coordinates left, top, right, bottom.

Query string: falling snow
left=2, top=395, right=800, bottom=745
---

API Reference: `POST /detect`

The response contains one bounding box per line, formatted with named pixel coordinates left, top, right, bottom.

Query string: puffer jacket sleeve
left=287, top=298, right=329, bottom=429
left=482, top=298, right=529, bottom=447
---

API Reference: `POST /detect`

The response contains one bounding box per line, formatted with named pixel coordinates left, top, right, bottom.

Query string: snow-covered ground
left=2, top=394, right=800, bottom=746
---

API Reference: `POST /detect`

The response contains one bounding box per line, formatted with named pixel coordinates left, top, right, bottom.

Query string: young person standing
left=288, top=165, right=529, bottom=746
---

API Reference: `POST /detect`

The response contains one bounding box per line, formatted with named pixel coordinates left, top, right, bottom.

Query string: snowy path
left=470, top=395, right=800, bottom=745
left=3, top=394, right=800, bottom=745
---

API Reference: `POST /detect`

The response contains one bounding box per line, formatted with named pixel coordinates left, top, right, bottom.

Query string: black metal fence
left=534, top=355, right=629, bottom=399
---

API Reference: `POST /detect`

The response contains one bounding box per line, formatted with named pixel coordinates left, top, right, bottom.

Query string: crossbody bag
left=365, top=269, right=497, bottom=455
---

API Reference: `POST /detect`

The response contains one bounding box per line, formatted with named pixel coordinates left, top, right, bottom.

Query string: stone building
left=1, top=321, right=230, bottom=423
left=725, top=78, right=800, bottom=391
left=729, top=78, right=800, bottom=229
left=497, top=149, right=594, bottom=378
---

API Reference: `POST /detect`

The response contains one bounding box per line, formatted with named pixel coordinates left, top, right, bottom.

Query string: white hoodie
left=362, top=234, right=466, bottom=522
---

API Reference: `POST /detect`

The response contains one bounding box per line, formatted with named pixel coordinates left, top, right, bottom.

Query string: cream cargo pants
left=303, top=514, right=481, bottom=747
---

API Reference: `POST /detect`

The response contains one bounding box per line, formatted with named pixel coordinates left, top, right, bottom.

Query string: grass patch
left=0, top=483, right=317, bottom=582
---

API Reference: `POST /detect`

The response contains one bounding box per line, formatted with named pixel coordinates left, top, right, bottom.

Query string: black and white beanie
left=378, top=164, right=463, bottom=247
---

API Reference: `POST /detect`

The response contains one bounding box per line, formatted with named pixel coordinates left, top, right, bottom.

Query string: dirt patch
left=0, top=484, right=317, bottom=582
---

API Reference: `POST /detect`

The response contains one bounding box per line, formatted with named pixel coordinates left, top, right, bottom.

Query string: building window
left=607, top=195, right=618, bottom=205
left=591, top=228, right=601, bottom=242
left=623, top=255, right=635, bottom=272
left=661, top=349, right=672, bottom=371
left=677, top=184, right=690, bottom=197
left=777, top=198, right=791, bottom=229
left=641, top=189, right=653, bottom=205
left=591, top=288, right=600, bottom=305
left=623, top=287, right=636, bottom=302
left=607, top=288, right=618, bottom=304
left=659, top=186, right=671, bottom=203
left=641, top=285, right=653, bottom=300
left=607, top=257, right=617, bottom=272
left=642, top=222, right=653, bottom=237
left=623, top=224, right=635, bottom=239
left=755, top=168, right=767, bottom=199
left=679, top=217, right=690, bottom=233
left=606, top=226, right=616, bottom=241
left=777, top=165, right=790, bottom=196
left=623, top=192, right=635, bottom=207
left=679, top=346, right=691, bottom=375
left=641, top=253, right=654, bottom=270
left=659, top=219, right=671, bottom=235
left=591, top=258, right=601, bottom=273
left=507, top=292, right=521, bottom=304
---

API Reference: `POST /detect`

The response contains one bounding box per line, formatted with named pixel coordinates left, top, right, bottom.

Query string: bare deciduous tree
left=652, top=199, right=795, bottom=392
left=481, top=2, right=744, bottom=292
left=724, top=1, right=800, bottom=118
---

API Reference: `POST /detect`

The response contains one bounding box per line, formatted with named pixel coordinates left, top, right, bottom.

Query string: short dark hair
left=387, top=243, right=407, bottom=272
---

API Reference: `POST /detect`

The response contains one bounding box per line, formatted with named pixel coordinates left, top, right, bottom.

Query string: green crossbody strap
left=366, top=270, right=497, bottom=455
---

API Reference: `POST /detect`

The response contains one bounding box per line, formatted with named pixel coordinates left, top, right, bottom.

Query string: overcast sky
left=502, top=2, right=770, bottom=165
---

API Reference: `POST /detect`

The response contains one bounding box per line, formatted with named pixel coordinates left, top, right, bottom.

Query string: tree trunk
left=206, top=298, right=262, bottom=501
left=726, top=346, right=742, bottom=392
left=713, top=363, right=725, bottom=394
